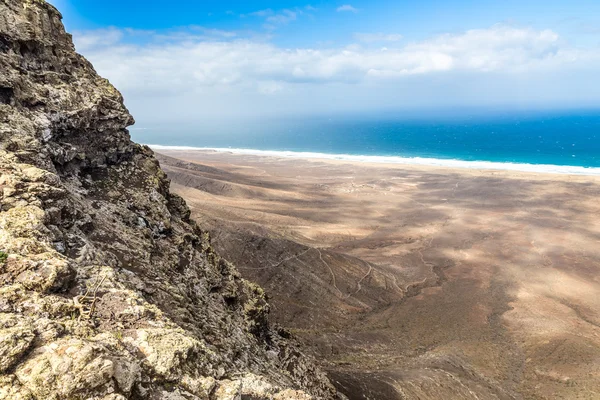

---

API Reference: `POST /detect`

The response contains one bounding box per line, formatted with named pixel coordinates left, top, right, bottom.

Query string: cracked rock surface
left=0, top=1, right=341, bottom=398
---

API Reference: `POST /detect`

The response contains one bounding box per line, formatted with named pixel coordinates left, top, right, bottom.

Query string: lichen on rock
left=0, top=0, right=340, bottom=398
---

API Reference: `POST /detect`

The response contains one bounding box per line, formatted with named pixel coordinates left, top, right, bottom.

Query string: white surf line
left=147, top=145, right=600, bottom=176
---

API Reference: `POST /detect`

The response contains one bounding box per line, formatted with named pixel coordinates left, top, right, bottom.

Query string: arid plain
left=156, top=149, right=600, bottom=400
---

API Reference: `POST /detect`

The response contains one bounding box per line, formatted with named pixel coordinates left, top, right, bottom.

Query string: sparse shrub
left=0, top=251, right=8, bottom=265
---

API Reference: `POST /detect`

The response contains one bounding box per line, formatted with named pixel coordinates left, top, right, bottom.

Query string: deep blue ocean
left=135, top=110, right=600, bottom=171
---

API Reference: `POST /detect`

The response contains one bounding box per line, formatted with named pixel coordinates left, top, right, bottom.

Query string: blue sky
left=56, top=0, right=600, bottom=45
left=51, top=0, right=600, bottom=126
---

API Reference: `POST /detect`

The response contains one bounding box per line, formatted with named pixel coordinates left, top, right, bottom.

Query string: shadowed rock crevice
left=0, top=87, right=13, bottom=105
left=0, top=1, right=341, bottom=399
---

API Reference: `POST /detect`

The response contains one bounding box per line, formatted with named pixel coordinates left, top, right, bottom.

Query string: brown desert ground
left=156, top=148, right=600, bottom=400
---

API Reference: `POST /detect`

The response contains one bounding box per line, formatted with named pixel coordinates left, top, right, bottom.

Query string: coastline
left=147, top=145, right=600, bottom=176
left=156, top=146, right=600, bottom=400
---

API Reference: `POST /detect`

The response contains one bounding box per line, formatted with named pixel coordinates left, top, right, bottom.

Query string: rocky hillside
left=0, top=1, right=341, bottom=399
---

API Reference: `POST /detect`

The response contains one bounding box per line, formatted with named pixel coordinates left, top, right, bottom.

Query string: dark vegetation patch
left=0, top=251, right=8, bottom=265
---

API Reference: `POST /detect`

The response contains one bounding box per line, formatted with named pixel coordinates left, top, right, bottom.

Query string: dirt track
left=157, top=149, right=600, bottom=399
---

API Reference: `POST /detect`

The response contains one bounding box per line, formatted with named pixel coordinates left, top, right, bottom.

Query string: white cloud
left=257, top=80, right=285, bottom=94
left=71, top=24, right=600, bottom=121
left=73, top=27, right=124, bottom=51
left=354, top=33, right=404, bottom=43
left=247, top=7, right=309, bottom=29
left=75, top=25, right=590, bottom=89
left=266, top=10, right=298, bottom=25
left=337, top=5, right=358, bottom=13
left=249, top=9, right=273, bottom=17
left=199, top=28, right=238, bottom=38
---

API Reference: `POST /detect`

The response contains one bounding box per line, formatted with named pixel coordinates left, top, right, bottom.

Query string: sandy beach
left=156, top=148, right=600, bottom=399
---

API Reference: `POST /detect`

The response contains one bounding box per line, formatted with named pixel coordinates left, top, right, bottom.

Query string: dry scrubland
left=159, top=149, right=600, bottom=400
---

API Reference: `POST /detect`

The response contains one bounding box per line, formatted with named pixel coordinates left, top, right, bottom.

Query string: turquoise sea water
left=136, top=110, right=600, bottom=172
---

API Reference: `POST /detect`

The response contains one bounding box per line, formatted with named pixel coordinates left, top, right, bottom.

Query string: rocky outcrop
left=0, top=1, right=340, bottom=399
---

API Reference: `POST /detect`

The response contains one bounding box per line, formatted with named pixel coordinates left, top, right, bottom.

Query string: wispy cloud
left=248, top=9, right=273, bottom=17
left=71, top=24, right=600, bottom=119
left=337, top=5, right=358, bottom=13
left=72, top=27, right=124, bottom=49
left=354, top=33, right=403, bottom=43
left=266, top=10, right=298, bottom=25
left=74, top=25, right=595, bottom=89
left=246, top=6, right=314, bottom=30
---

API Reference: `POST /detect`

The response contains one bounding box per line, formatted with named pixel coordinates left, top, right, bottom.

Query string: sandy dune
left=157, top=149, right=600, bottom=400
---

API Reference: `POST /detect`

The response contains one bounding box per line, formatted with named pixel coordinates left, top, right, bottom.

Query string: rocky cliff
left=0, top=1, right=340, bottom=399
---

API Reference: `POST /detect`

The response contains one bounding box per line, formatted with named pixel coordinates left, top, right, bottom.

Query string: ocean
left=137, top=110, right=600, bottom=175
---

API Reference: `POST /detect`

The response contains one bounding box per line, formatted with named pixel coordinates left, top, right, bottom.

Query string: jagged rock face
left=0, top=1, right=340, bottom=399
